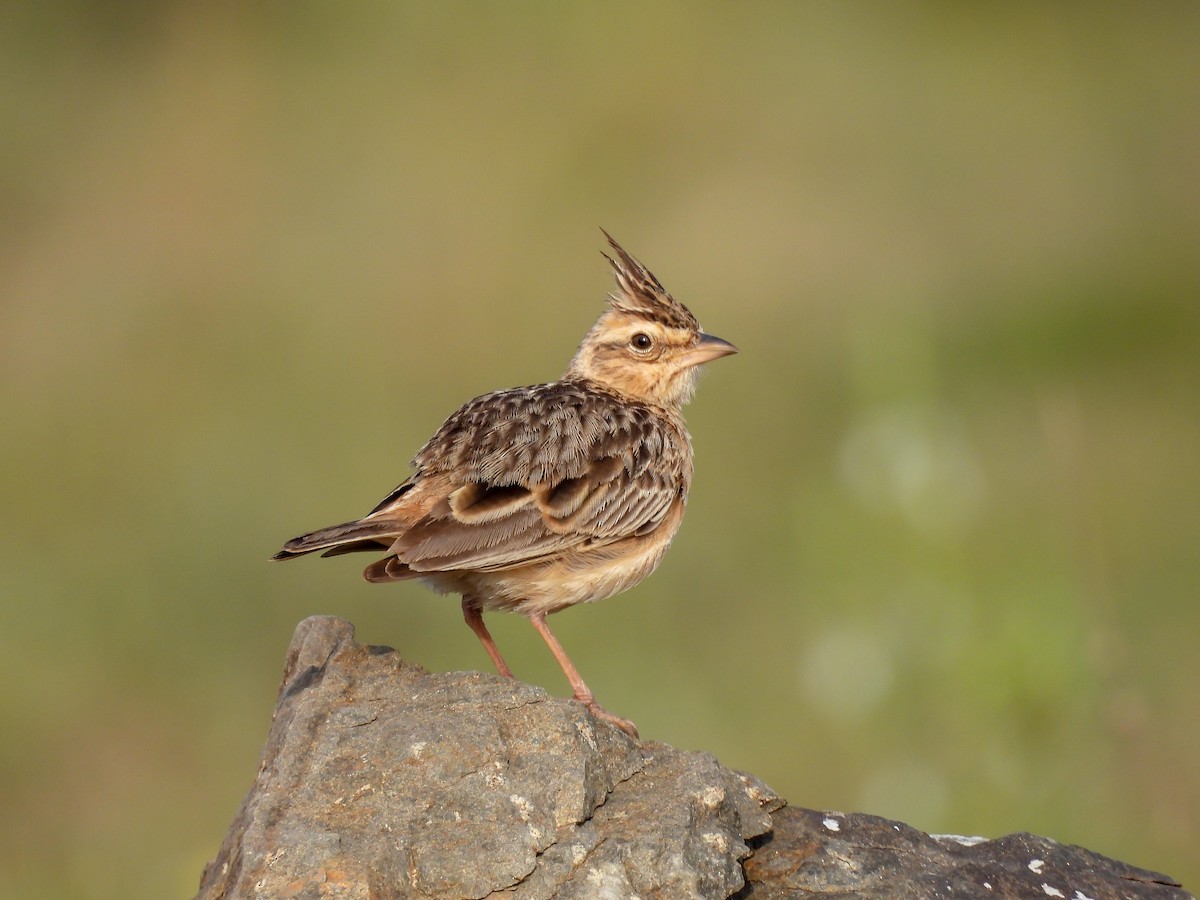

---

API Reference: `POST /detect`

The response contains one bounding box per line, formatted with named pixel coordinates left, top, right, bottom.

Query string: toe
left=584, top=700, right=640, bottom=740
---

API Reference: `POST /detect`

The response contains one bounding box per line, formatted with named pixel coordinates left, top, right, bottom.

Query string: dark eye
left=629, top=332, right=654, bottom=352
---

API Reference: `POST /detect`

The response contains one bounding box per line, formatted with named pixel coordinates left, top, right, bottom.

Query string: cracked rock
left=737, top=807, right=1192, bottom=900
left=197, top=617, right=780, bottom=899
left=197, top=617, right=1192, bottom=900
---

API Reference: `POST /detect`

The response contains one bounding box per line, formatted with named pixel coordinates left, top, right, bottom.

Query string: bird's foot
left=582, top=699, right=640, bottom=740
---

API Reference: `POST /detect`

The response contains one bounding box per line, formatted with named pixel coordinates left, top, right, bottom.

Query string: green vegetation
left=1, top=4, right=1197, bottom=896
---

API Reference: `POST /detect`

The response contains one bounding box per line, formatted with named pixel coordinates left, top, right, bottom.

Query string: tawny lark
left=273, top=232, right=736, bottom=736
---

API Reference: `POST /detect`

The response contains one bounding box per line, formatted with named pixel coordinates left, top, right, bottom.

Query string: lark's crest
left=601, top=229, right=699, bottom=331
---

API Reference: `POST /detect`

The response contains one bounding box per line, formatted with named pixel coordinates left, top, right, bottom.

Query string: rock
left=197, top=617, right=1193, bottom=900
left=738, top=807, right=1191, bottom=899
left=197, top=616, right=780, bottom=899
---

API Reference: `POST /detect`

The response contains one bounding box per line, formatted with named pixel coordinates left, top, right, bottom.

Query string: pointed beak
left=680, top=332, right=738, bottom=368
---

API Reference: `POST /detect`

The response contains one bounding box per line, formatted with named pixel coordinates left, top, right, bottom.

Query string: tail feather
left=319, top=539, right=392, bottom=558
left=271, top=519, right=398, bottom=561
left=363, top=555, right=413, bottom=583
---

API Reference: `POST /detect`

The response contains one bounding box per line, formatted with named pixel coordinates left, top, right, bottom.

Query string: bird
left=272, top=231, right=736, bottom=737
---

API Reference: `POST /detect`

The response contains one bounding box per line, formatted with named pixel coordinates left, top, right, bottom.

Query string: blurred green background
left=2, top=3, right=1198, bottom=897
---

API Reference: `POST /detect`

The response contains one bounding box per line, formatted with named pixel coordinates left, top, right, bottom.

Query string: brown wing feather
left=374, top=381, right=690, bottom=574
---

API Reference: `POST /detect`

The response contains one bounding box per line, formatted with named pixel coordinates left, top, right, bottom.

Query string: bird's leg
left=462, top=598, right=514, bottom=678
left=528, top=611, right=639, bottom=739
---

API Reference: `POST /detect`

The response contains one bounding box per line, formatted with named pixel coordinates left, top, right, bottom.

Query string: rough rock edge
left=198, top=617, right=1193, bottom=900
left=199, top=617, right=782, bottom=899
left=738, top=807, right=1191, bottom=899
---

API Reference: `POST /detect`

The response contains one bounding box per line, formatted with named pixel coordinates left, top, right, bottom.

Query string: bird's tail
left=271, top=519, right=397, bottom=561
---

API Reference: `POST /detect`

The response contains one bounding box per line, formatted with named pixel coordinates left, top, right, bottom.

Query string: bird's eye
left=629, top=332, right=654, bottom=352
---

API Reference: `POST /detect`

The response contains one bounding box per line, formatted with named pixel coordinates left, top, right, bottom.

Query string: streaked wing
left=379, top=381, right=688, bottom=573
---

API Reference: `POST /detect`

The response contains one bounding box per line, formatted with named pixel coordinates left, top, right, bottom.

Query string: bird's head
left=564, top=231, right=737, bottom=410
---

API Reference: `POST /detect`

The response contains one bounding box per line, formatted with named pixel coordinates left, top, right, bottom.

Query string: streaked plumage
left=274, top=232, right=736, bottom=736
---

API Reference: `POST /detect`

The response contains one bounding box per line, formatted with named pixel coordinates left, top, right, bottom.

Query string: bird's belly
left=499, top=547, right=664, bottom=615
left=425, top=502, right=685, bottom=616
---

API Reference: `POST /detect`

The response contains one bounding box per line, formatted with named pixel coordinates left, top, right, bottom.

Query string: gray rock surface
left=738, top=807, right=1191, bottom=899
left=198, top=617, right=1192, bottom=900
left=198, top=616, right=780, bottom=899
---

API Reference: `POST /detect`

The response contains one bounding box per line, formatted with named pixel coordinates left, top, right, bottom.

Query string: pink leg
left=462, top=598, right=514, bottom=678
left=528, top=611, right=639, bottom=739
